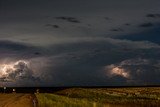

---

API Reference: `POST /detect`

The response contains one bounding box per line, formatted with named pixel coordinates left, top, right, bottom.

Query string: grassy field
left=36, top=93, right=104, bottom=107
left=36, top=87, right=160, bottom=107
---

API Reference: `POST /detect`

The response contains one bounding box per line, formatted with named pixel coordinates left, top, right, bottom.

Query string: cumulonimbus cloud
left=0, top=60, right=39, bottom=83
left=103, top=58, right=160, bottom=85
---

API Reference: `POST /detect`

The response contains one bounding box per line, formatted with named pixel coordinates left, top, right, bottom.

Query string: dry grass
left=0, top=93, right=34, bottom=107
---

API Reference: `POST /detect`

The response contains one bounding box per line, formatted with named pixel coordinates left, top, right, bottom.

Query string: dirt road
left=0, top=94, right=37, bottom=107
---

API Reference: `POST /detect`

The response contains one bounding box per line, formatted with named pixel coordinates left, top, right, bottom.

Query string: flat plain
left=1, top=87, right=160, bottom=107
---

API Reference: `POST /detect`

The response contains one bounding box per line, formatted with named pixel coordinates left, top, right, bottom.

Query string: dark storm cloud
left=116, top=25, right=160, bottom=45
left=34, top=52, right=41, bottom=55
left=110, top=28, right=124, bottom=32
left=7, top=61, right=38, bottom=81
left=55, top=17, right=80, bottom=23
left=0, top=41, right=52, bottom=86
left=45, top=24, right=60, bottom=28
left=0, top=38, right=160, bottom=86
left=36, top=38, right=160, bottom=86
left=0, top=60, right=41, bottom=87
left=139, top=22, right=154, bottom=28
left=0, top=40, right=47, bottom=60
left=104, top=58, right=160, bottom=85
left=1, top=0, right=160, bottom=86
left=146, top=14, right=160, bottom=18
left=104, top=17, right=111, bottom=20
left=1, top=0, right=160, bottom=46
left=0, top=40, right=31, bottom=50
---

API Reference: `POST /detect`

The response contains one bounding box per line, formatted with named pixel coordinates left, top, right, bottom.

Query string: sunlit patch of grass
left=36, top=93, right=102, bottom=107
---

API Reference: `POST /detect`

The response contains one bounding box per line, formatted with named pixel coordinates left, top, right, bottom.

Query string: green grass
left=36, top=93, right=103, bottom=107
left=36, top=87, right=160, bottom=107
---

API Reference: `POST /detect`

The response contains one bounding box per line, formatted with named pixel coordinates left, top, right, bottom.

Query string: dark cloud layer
left=0, top=38, right=159, bottom=86
left=0, top=0, right=160, bottom=86
left=116, top=26, right=160, bottom=45
left=0, top=40, right=46, bottom=59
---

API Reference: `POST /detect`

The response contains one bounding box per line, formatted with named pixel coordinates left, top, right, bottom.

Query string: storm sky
left=0, top=0, right=160, bottom=86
